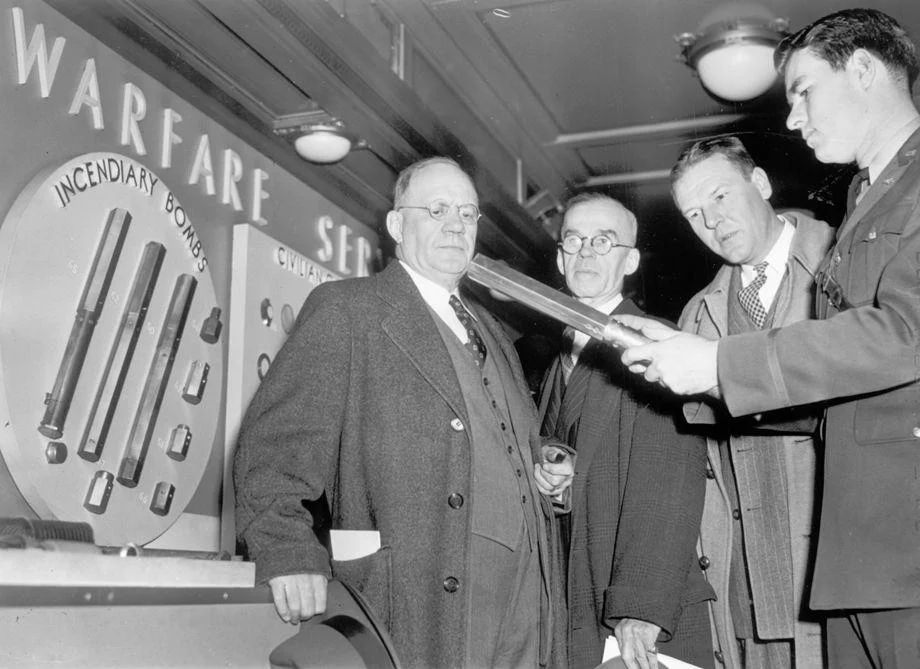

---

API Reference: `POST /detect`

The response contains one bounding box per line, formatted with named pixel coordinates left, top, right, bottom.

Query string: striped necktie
left=560, top=327, right=576, bottom=383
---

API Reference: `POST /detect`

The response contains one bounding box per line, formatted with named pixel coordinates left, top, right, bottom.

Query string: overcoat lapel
left=569, top=298, right=643, bottom=474
left=698, top=268, right=731, bottom=339
left=377, top=263, right=468, bottom=422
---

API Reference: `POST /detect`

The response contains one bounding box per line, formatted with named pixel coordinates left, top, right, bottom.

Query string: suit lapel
left=377, top=263, right=467, bottom=421
left=567, top=298, right=639, bottom=473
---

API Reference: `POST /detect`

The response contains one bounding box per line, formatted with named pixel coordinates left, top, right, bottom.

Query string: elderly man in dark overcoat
left=620, top=9, right=920, bottom=668
left=537, top=193, right=715, bottom=669
left=234, top=156, right=571, bottom=669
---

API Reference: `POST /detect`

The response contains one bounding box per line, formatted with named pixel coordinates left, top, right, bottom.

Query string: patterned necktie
left=449, top=295, right=487, bottom=367
left=738, top=261, right=769, bottom=328
left=560, top=326, right=576, bottom=384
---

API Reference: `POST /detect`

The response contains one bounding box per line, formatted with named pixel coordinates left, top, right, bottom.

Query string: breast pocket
left=845, top=224, right=902, bottom=306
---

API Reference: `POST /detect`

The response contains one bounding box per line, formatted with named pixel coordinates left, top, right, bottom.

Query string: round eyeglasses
left=397, top=200, right=481, bottom=224
left=558, top=233, right=634, bottom=256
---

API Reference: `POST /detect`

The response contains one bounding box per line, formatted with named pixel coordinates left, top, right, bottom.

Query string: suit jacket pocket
left=853, top=383, right=920, bottom=445
left=331, top=546, right=393, bottom=628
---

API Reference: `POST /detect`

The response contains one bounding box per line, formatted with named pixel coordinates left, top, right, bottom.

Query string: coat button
left=448, top=493, right=464, bottom=509
left=699, top=555, right=711, bottom=570
left=732, top=509, right=741, bottom=520
left=706, top=466, right=715, bottom=479
left=450, top=418, right=464, bottom=431
left=443, top=576, right=460, bottom=593
left=714, top=650, right=724, bottom=664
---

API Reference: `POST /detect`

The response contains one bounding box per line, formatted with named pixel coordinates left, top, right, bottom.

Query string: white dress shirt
left=400, top=260, right=471, bottom=343
left=567, top=293, right=623, bottom=368
left=739, top=217, right=794, bottom=312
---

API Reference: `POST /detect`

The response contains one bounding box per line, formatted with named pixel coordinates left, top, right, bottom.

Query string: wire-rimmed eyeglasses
left=397, top=200, right=481, bottom=224
left=558, top=233, right=634, bottom=256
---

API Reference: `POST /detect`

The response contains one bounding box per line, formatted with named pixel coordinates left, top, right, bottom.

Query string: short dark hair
left=775, top=8, right=919, bottom=90
left=670, top=136, right=756, bottom=192
left=392, top=157, right=470, bottom=206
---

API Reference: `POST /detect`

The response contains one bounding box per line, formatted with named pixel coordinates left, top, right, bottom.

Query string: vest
left=435, top=315, right=538, bottom=551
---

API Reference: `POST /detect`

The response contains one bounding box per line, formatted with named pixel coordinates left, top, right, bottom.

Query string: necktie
left=560, top=327, right=576, bottom=384
left=449, top=295, right=487, bottom=368
left=738, top=261, right=769, bottom=328
left=848, top=167, right=870, bottom=213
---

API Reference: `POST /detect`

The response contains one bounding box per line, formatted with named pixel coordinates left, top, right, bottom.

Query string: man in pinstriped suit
left=671, top=137, right=832, bottom=669
left=537, top=193, right=714, bottom=669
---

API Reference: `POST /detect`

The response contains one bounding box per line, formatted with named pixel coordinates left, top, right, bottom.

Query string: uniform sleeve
left=719, top=198, right=920, bottom=417
left=233, top=283, right=351, bottom=584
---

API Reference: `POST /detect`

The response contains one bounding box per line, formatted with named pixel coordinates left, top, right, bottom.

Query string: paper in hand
left=599, top=637, right=704, bottom=669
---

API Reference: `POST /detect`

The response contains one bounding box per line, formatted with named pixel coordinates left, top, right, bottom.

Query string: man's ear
left=751, top=167, right=773, bottom=200
left=385, top=210, right=403, bottom=244
left=556, top=247, right=566, bottom=276
left=848, top=48, right=877, bottom=90
left=624, top=247, right=640, bottom=277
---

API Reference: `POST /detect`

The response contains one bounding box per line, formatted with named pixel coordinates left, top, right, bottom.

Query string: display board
left=0, top=2, right=379, bottom=553
left=0, top=153, right=222, bottom=546
left=221, top=224, right=342, bottom=540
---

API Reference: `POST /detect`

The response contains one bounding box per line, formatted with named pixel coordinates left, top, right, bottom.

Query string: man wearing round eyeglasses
left=235, top=156, right=571, bottom=669
left=537, top=193, right=715, bottom=669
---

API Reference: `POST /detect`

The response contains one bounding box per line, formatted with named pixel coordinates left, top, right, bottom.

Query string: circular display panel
left=0, top=153, right=223, bottom=546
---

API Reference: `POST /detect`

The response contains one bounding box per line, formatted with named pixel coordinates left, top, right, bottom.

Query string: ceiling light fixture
left=676, top=3, right=789, bottom=102
left=292, top=124, right=353, bottom=164
left=273, top=113, right=362, bottom=164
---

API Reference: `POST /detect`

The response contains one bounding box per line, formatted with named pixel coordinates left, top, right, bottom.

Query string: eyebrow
left=787, top=75, right=806, bottom=99
left=564, top=228, right=622, bottom=239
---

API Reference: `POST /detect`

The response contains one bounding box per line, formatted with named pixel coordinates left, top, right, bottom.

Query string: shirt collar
left=866, top=115, right=920, bottom=184
left=741, top=216, right=794, bottom=279
left=589, top=292, right=624, bottom=316
left=399, top=260, right=460, bottom=311
left=569, top=293, right=623, bottom=356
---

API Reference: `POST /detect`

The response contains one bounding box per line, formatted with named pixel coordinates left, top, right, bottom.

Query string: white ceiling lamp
left=273, top=112, right=361, bottom=164
left=677, top=3, right=789, bottom=102
left=292, top=124, right=353, bottom=164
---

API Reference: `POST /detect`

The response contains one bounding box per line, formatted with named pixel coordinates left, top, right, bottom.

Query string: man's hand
left=612, top=314, right=681, bottom=374
left=533, top=443, right=575, bottom=498
left=268, top=573, right=329, bottom=625
left=614, top=618, right=662, bottom=669
left=533, top=458, right=574, bottom=498
left=615, top=315, right=719, bottom=396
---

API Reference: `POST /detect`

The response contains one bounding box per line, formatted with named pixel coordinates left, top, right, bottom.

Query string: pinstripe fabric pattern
left=680, top=213, right=832, bottom=669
